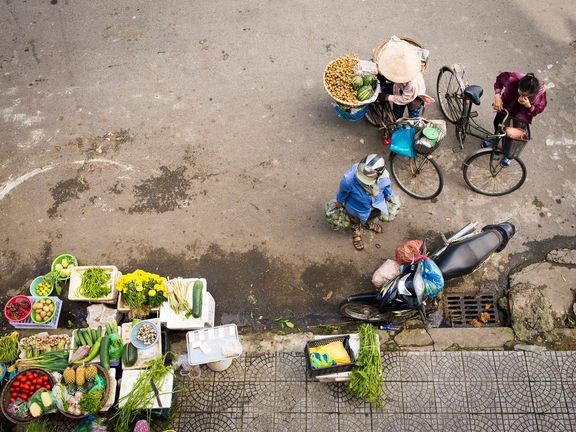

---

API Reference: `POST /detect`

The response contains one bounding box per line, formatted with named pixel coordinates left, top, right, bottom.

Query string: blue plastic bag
left=421, top=258, right=444, bottom=298
left=390, top=125, right=417, bottom=158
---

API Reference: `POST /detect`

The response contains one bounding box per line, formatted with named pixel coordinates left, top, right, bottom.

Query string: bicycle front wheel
left=463, top=149, right=527, bottom=196
left=437, top=67, right=465, bottom=123
left=390, top=153, right=444, bottom=200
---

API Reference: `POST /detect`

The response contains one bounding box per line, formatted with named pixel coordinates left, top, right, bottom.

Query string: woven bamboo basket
left=0, top=368, right=56, bottom=424
left=323, top=55, right=365, bottom=108
left=57, top=363, right=111, bottom=419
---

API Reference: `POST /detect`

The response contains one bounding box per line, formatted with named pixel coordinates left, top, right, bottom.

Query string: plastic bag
left=390, top=125, right=416, bottom=158
left=421, top=258, right=444, bottom=298
left=107, top=334, right=123, bottom=365
left=378, top=195, right=401, bottom=222
left=74, top=416, right=107, bottom=432
left=395, top=240, right=426, bottom=264
left=324, top=199, right=352, bottom=230
left=309, top=341, right=351, bottom=365
left=27, top=389, right=56, bottom=416
left=372, top=259, right=402, bottom=288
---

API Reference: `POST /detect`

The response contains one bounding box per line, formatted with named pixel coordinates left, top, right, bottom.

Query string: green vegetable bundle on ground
left=346, top=324, right=383, bottom=406
left=78, top=267, right=112, bottom=298
left=0, top=331, right=20, bottom=363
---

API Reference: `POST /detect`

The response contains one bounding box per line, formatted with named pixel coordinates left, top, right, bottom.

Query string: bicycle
left=437, top=64, right=529, bottom=196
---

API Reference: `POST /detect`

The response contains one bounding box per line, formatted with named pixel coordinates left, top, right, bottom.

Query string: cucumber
left=72, top=330, right=79, bottom=350
left=192, top=279, right=203, bottom=318
left=122, top=342, right=138, bottom=367
left=92, top=328, right=99, bottom=341
left=100, top=335, right=110, bottom=371
left=105, top=322, right=112, bottom=335
left=83, top=329, right=92, bottom=346
left=112, top=319, right=118, bottom=334
left=77, top=330, right=87, bottom=346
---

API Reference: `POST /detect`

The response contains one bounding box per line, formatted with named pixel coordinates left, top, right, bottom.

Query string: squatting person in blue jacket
left=333, top=154, right=399, bottom=251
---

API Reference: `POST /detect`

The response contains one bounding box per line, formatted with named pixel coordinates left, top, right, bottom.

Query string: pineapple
left=85, top=365, right=97, bottom=382
left=63, top=367, right=76, bottom=385
left=75, top=365, right=86, bottom=386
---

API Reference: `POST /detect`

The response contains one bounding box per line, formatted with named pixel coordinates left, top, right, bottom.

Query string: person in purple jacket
left=485, top=72, right=547, bottom=165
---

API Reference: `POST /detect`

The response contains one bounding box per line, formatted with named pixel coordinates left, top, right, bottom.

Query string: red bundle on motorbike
left=395, top=240, right=427, bottom=264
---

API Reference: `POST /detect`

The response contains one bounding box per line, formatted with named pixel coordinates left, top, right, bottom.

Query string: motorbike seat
left=434, top=230, right=503, bottom=281
left=464, top=85, right=483, bottom=105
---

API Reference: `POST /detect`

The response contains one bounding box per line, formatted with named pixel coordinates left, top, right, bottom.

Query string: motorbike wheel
left=340, top=302, right=400, bottom=323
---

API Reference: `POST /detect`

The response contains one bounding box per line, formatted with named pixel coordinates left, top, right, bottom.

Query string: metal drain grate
left=446, top=293, right=501, bottom=327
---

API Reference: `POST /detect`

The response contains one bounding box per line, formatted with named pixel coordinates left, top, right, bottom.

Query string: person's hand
left=518, top=96, right=531, bottom=108
left=492, top=94, right=503, bottom=111
left=335, top=200, right=343, bottom=209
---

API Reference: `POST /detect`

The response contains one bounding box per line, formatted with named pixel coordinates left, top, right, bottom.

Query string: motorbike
left=339, top=221, right=516, bottom=323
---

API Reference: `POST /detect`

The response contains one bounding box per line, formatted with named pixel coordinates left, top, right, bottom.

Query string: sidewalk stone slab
left=501, top=414, right=539, bottom=432
left=428, top=327, right=515, bottom=351
left=399, top=352, right=432, bottom=381
left=431, top=352, right=464, bottom=381
left=433, top=381, right=468, bottom=413
left=494, top=351, right=530, bottom=381
left=461, top=351, right=497, bottom=380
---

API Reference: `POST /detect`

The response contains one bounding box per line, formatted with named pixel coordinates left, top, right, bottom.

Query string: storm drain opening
left=445, top=293, right=502, bottom=327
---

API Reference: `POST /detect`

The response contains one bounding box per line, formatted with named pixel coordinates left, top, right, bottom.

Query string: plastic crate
left=304, top=335, right=355, bottom=377
left=9, top=296, right=62, bottom=329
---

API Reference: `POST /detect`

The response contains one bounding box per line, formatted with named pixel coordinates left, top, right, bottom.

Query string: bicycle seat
left=434, top=230, right=503, bottom=281
left=464, top=85, right=483, bottom=105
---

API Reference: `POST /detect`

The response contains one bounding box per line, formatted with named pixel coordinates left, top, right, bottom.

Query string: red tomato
left=46, top=384, right=52, bottom=390
left=9, top=398, right=15, bottom=403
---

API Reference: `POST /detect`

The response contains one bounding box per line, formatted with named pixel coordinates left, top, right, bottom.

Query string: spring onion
left=112, top=353, right=175, bottom=432
left=15, top=350, right=69, bottom=372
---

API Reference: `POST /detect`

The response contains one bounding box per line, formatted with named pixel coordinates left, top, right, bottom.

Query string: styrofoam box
left=186, top=324, right=242, bottom=366
left=68, top=324, right=122, bottom=365
left=120, top=318, right=162, bottom=370
left=68, top=265, right=120, bottom=304
left=159, top=278, right=215, bottom=329
left=118, top=369, right=173, bottom=409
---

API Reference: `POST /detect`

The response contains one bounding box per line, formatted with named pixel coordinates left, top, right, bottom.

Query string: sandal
left=352, top=233, right=364, bottom=251
left=364, top=220, right=383, bottom=233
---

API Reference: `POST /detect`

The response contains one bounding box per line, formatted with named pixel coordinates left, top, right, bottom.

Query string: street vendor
left=329, top=154, right=400, bottom=251
left=375, top=36, right=433, bottom=119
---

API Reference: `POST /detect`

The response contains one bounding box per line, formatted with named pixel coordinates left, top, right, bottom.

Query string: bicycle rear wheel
left=437, top=67, right=465, bottom=123
left=463, top=149, right=527, bottom=196
left=389, top=153, right=444, bottom=200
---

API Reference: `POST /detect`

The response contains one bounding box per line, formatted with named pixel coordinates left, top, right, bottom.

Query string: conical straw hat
left=376, top=37, right=421, bottom=83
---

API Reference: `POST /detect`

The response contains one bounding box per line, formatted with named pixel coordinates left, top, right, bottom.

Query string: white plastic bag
left=372, top=259, right=402, bottom=288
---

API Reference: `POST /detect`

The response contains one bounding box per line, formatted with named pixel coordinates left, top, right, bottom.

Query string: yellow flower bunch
left=117, top=269, right=167, bottom=309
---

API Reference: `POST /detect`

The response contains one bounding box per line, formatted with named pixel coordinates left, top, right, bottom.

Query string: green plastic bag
left=107, top=334, right=123, bottom=365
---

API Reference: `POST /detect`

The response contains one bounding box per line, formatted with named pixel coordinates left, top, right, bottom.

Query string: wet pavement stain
left=47, top=176, right=90, bottom=218
left=128, top=165, right=192, bottom=214
left=126, top=245, right=364, bottom=329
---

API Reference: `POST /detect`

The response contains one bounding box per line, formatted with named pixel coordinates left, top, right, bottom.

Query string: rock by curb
left=428, top=328, right=515, bottom=351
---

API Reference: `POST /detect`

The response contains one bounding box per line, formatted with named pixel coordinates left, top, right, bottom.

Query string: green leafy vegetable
left=78, top=267, right=112, bottom=298
left=112, top=353, right=176, bottom=432
left=346, top=324, right=383, bottom=406
left=0, top=331, right=19, bottom=363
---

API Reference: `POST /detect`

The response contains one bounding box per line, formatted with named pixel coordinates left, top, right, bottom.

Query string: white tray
left=186, top=324, right=242, bottom=366
left=68, top=265, right=120, bottom=304
left=159, top=278, right=215, bottom=329
left=118, top=369, right=173, bottom=409
left=121, top=318, right=162, bottom=370
left=68, top=324, right=122, bottom=365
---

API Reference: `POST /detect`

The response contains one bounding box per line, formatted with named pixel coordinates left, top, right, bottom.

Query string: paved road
left=1, top=1, right=575, bottom=327
left=17, top=350, right=576, bottom=432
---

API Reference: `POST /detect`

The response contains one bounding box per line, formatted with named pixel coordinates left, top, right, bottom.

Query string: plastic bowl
left=30, top=276, right=54, bottom=297
left=130, top=320, right=160, bottom=350
left=51, top=253, right=78, bottom=280
left=30, top=298, right=56, bottom=324
left=3, top=295, right=32, bottom=322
